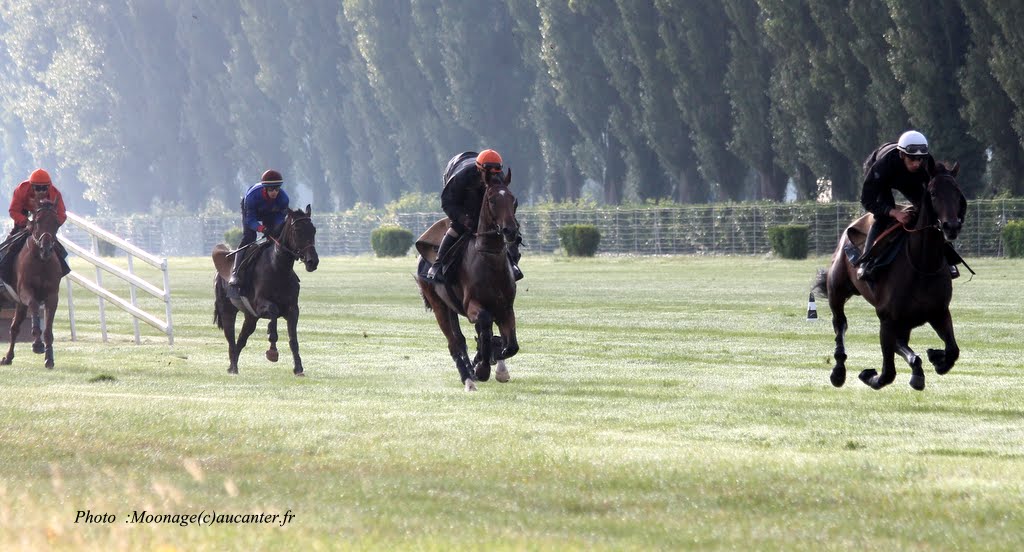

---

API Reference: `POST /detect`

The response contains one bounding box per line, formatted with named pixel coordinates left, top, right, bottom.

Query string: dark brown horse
left=416, top=170, right=521, bottom=391
left=212, top=205, right=319, bottom=375
left=812, top=162, right=965, bottom=391
left=0, top=200, right=65, bottom=368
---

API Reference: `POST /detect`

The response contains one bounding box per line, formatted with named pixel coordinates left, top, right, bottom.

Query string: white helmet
left=897, top=130, right=929, bottom=157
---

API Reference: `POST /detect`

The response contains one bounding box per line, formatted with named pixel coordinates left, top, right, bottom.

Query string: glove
left=257, top=224, right=265, bottom=233
left=460, top=215, right=473, bottom=230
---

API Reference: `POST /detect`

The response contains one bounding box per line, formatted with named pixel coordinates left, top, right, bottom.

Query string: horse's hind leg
left=283, top=310, right=303, bottom=376
left=927, top=309, right=959, bottom=376
left=827, top=292, right=850, bottom=387
left=266, top=318, right=280, bottom=362
left=493, top=311, right=519, bottom=383
left=470, top=306, right=494, bottom=382
left=1, top=304, right=27, bottom=365
left=232, top=314, right=259, bottom=374
left=860, top=320, right=899, bottom=390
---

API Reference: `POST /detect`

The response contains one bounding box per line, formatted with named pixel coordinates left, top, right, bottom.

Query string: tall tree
left=886, top=0, right=984, bottom=197
left=723, top=0, right=787, bottom=201
left=959, top=1, right=1024, bottom=196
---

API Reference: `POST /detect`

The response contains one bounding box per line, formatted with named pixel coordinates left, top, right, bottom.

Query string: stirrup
left=949, top=265, right=960, bottom=279
left=425, top=264, right=444, bottom=283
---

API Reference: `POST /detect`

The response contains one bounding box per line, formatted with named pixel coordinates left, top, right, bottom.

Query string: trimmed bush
left=558, top=224, right=601, bottom=257
left=767, top=224, right=809, bottom=259
left=223, top=227, right=243, bottom=247
left=370, top=225, right=414, bottom=257
left=1002, top=220, right=1024, bottom=258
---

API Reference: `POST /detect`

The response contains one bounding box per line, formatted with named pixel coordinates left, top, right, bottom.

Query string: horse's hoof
left=830, top=367, right=846, bottom=388
left=32, top=342, right=44, bottom=354
left=45, top=361, right=54, bottom=370
left=475, top=362, right=491, bottom=382
left=909, top=374, right=925, bottom=391
left=294, top=371, right=305, bottom=377
left=858, top=369, right=877, bottom=386
left=464, top=379, right=477, bottom=392
left=227, top=367, right=238, bottom=375
left=266, top=349, right=279, bottom=362
left=496, top=361, right=510, bottom=383
left=0, top=357, right=10, bottom=366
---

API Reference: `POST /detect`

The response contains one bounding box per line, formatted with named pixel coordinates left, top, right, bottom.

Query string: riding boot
left=507, top=242, right=523, bottom=281
left=856, top=220, right=885, bottom=281
left=55, top=242, right=71, bottom=276
left=943, top=242, right=961, bottom=279
left=426, top=232, right=458, bottom=283
left=228, top=251, right=245, bottom=288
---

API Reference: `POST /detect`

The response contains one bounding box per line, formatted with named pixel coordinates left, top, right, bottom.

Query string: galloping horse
left=212, top=205, right=319, bottom=375
left=812, top=162, right=966, bottom=391
left=0, top=200, right=65, bottom=368
left=416, top=169, right=521, bottom=391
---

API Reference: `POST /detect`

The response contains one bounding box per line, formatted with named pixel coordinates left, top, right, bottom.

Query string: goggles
left=902, top=144, right=928, bottom=156
left=32, top=184, right=49, bottom=193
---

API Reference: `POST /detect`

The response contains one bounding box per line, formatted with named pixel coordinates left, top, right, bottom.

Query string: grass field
left=1, top=254, right=1023, bottom=550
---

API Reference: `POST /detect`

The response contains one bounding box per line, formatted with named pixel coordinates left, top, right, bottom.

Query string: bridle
left=30, top=204, right=59, bottom=258
left=475, top=183, right=520, bottom=254
left=269, top=213, right=316, bottom=264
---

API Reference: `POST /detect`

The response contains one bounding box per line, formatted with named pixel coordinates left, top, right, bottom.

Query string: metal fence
left=53, top=199, right=1024, bottom=258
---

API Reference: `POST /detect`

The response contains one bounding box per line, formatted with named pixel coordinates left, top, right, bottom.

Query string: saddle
left=415, top=218, right=469, bottom=282
left=842, top=212, right=907, bottom=271
left=213, top=240, right=269, bottom=285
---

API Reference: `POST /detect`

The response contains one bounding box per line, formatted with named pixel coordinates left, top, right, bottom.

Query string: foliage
left=370, top=225, right=414, bottom=257
left=767, top=224, right=809, bottom=259
left=558, top=224, right=601, bottom=256
left=384, top=192, right=438, bottom=215
left=223, top=227, right=243, bottom=247
left=1002, top=221, right=1024, bottom=257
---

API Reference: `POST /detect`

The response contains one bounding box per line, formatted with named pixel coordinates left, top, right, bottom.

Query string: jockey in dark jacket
left=228, top=169, right=290, bottom=289
left=857, top=130, right=958, bottom=280
left=426, top=149, right=523, bottom=283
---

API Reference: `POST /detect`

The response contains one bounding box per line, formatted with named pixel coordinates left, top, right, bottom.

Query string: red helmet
left=475, top=150, right=503, bottom=173
left=260, top=169, right=283, bottom=185
left=29, top=168, right=51, bottom=185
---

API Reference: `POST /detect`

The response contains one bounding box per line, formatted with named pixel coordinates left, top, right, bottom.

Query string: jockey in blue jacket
left=228, top=169, right=290, bottom=289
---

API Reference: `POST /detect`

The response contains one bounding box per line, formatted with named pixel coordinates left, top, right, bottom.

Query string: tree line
left=0, top=0, right=1021, bottom=216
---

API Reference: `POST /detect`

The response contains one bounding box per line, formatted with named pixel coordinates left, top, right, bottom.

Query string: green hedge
left=767, top=224, right=809, bottom=259
left=223, top=227, right=243, bottom=247
left=370, top=225, right=414, bottom=257
left=1002, top=221, right=1024, bottom=258
left=558, top=224, right=601, bottom=257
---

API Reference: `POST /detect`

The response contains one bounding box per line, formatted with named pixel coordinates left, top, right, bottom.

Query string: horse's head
left=280, top=204, right=319, bottom=271
left=924, top=161, right=966, bottom=241
left=480, top=168, right=520, bottom=247
left=30, top=200, right=61, bottom=260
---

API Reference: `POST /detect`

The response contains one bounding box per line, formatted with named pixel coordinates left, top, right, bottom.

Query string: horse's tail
left=811, top=268, right=828, bottom=298
left=214, top=276, right=224, bottom=329
left=416, top=275, right=434, bottom=311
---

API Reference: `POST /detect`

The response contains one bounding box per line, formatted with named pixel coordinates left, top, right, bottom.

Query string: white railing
left=59, top=212, right=173, bottom=345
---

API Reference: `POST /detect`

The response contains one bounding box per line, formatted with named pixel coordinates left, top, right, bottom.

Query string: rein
left=269, top=216, right=315, bottom=262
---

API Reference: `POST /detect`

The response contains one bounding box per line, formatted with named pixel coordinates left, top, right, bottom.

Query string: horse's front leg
left=927, top=309, right=959, bottom=376
left=891, top=326, right=925, bottom=391
left=230, top=314, right=259, bottom=375
left=468, top=303, right=493, bottom=382
left=31, top=304, right=44, bottom=354
left=1, top=304, right=28, bottom=365
left=266, top=318, right=280, bottom=362
left=860, top=319, right=899, bottom=390
left=43, top=296, right=57, bottom=369
left=284, top=309, right=303, bottom=376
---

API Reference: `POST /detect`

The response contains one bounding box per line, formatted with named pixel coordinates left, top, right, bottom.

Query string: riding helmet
left=260, top=169, right=284, bottom=186
left=28, top=168, right=52, bottom=185
left=475, top=150, right=503, bottom=173
left=896, top=130, right=929, bottom=157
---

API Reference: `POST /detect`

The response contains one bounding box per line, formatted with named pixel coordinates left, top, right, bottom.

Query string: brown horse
left=416, top=170, right=521, bottom=391
left=0, top=201, right=65, bottom=368
left=812, top=162, right=965, bottom=391
left=212, top=205, right=319, bottom=375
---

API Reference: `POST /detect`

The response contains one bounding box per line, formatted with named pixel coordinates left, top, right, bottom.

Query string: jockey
left=425, top=149, right=523, bottom=283
left=857, top=130, right=957, bottom=281
left=0, top=168, right=71, bottom=280
left=228, top=169, right=290, bottom=289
